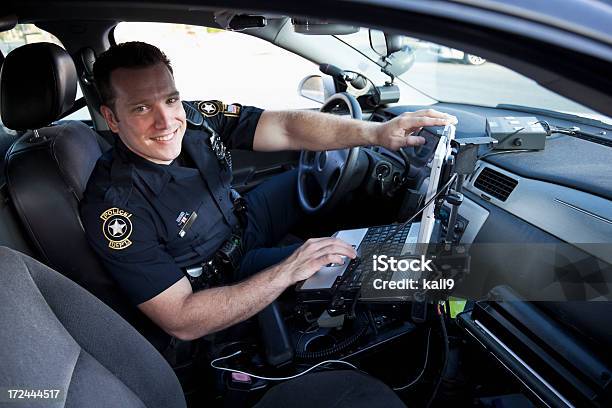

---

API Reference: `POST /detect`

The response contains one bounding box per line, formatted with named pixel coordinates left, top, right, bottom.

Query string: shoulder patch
left=100, top=207, right=133, bottom=250
left=197, top=100, right=222, bottom=117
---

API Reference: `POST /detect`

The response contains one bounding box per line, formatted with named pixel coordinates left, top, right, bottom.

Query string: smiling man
left=80, top=42, right=456, bottom=343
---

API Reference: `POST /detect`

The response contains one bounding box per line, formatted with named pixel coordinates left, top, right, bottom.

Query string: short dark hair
left=93, top=41, right=173, bottom=110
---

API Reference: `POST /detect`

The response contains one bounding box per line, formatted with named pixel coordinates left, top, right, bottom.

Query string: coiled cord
left=295, top=324, right=368, bottom=361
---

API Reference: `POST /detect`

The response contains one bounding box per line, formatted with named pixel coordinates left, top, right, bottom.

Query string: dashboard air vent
left=474, top=167, right=518, bottom=201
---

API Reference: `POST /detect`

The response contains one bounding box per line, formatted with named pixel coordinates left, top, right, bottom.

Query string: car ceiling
left=1, top=0, right=611, bottom=118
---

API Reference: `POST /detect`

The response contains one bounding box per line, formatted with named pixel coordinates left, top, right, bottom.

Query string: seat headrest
left=0, top=42, right=77, bottom=131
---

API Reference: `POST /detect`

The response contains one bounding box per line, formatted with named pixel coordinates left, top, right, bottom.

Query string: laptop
left=298, top=124, right=456, bottom=292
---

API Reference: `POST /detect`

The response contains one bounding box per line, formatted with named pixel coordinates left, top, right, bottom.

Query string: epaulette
left=182, top=101, right=204, bottom=128
left=104, top=183, right=133, bottom=208
left=104, top=158, right=136, bottom=208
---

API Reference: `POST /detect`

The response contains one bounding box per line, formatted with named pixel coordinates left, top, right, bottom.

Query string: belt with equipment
left=184, top=188, right=248, bottom=291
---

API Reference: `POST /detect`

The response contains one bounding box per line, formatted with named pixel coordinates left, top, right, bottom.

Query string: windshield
left=337, top=29, right=612, bottom=126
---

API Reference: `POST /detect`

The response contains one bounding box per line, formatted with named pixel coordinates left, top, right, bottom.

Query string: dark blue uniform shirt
left=81, top=100, right=263, bottom=305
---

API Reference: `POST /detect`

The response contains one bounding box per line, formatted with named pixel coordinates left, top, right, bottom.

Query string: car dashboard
left=376, top=103, right=612, bottom=252
left=351, top=103, right=612, bottom=407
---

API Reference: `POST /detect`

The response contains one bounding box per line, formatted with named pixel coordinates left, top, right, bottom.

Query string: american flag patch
left=224, top=104, right=241, bottom=116
left=176, top=212, right=189, bottom=225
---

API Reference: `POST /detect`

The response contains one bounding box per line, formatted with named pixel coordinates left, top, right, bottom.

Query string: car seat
left=0, top=42, right=167, bottom=349
left=0, top=246, right=407, bottom=408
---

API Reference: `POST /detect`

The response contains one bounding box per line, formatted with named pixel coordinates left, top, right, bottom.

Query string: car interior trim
left=474, top=319, right=574, bottom=408
left=553, top=198, right=612, bottom=225
left=465, top=162, right=612, bottom=257
left=461, top=319, right=551, bottom=408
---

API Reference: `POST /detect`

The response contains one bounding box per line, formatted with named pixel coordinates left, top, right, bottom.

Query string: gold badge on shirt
left=100, top=207, right=133, bottom=250
left=197, top=100, right=241, bottom=118
left=197, top=100, right=222, bottom=117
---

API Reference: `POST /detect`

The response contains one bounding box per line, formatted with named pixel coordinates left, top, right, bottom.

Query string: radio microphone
left=319, top=64, right=368, bottom=90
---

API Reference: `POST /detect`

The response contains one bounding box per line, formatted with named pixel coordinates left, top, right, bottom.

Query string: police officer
left=80, top=42, right=456, bottom=341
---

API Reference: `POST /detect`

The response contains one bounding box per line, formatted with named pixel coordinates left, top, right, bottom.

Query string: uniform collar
left=113, top=136, right=195, bottom=196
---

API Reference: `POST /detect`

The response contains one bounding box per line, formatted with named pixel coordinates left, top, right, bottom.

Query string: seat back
left=6, top=122, right=108, bottom=288
left=0, top=42, right=168, bottom=350
left=0, top=246, right=409, bottom=408
left=0, top=246, right=186, bottom=408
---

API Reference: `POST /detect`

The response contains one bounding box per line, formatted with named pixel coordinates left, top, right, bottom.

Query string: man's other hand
left=276, top=237, right=357, bottom=285
left=375, top=109, right=458, bottom=150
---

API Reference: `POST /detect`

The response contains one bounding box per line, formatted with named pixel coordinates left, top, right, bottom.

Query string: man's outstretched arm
left=138, top=237, right=356, bottom=340
left=252, top=109, right=457, bottom=152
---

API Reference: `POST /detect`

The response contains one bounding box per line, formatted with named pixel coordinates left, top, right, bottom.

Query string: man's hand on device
left=275, top=238, right=357, bottom=285
left=374, top=109, right=458, bottom=150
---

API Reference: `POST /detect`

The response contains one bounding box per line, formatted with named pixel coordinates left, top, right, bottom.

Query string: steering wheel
left=298, top=92, right=363, bottom=214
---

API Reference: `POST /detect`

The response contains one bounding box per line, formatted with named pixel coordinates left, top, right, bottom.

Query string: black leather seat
left=0, top=246, right=407, bottom=407
left=0, top=42, right=166, bottom=349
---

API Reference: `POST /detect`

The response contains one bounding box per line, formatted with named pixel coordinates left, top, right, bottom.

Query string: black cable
left=398, top=148, right=412, bottom=180
left=494, top=126, right=525, bottom=145
left=425, top=308, right=449, bottom=408
left=295, top=324, right=368, bottom=361
left=366, top=309, right=378, bottom=337
left=398, top=174, right=457, bottom=231
left=366, top=173, right=456, bottom=256
left=333, top=34, right=439, bottom=103
left=533, top=120, right=551, bottom=135
left=344, top=69, right=382, bottom=107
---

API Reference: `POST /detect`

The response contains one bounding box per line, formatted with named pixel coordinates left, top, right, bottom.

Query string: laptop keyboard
left=337, top=223, right=413, bottom=291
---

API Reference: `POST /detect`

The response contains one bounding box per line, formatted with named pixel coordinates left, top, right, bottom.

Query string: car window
left=339, top=29, right=611, bottom=125
left=112, top=22, right=321, bottom=110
